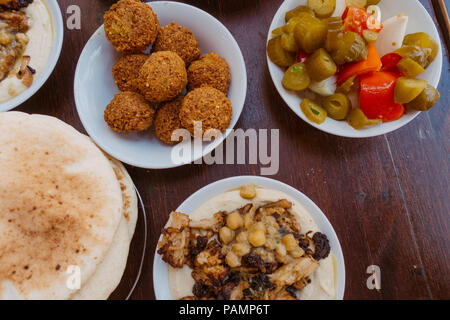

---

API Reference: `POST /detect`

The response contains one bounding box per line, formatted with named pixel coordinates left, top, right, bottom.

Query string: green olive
left=333, top=32, right=368, bottom=65
left=347, top=108, right=381, bottom=129
left=305, top=48, right=337, bottom=82
left=301, top=98, right=327, bottom=124
left=267, top=36, right=296, bottom=67
left=403, top=32, right=439, bottom=65
left=336, top=75, right=356, bottom=94
left=406, top=85, right=440, bottom=111
left=285, top=5, right=315, bottom=22
left=307, top=0, right=336, bottom=19
left=293, top=12, right=328, bottom=53
left=396, top=57, right=425, bottom=77
left=325, top=17, right=344, bottom=53
left=282, top=63, right=311, bottom=91
left=323, top=93, right=351, bottom=120
left=394, top=77, right=427, bottom=104
left=395, top=45, right=432, bottom=69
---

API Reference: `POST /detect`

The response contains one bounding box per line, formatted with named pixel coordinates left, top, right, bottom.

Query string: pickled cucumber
left=323, top=93, right=351, bottom=120
left=306, top=48, right=337, bottom=81
left=285, top=5, right=314, bottom=22
left=293, top=12, right=328, bottom=53
left=395, top=45, right=432, bottom=69
left=332, top=32, right=368, bottom=65
left=307, top=0, right=336, bottom=19
left=403, top=32, right=439, bottom=65
left=406, top=85, right=440, bottom=111
left=267, top=36, right=296, bottom=67
left=301, top=99, right=327, bottom=124
left=396, top=57, right=425, bottom=77
left=394, top=77, right=427, bottom=104
left=347, top=108, right=381, bottom=129
left=325, top=17, right=344, bottom=53
left=282, top=63, right=311, bottom=91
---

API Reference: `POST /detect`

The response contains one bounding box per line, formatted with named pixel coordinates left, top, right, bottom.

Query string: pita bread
left=0, top=112, right=123, bottom=300
left=71, top=157, right=138, bottom=300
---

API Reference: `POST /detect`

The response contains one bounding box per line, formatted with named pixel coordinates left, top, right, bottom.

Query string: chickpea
left=226, top=251, right=241, bottom=268
left=232, top=242, right=251, bottom=256
left=289, top=246, right=305, bottom=258
left=249, top=222, right=266, bottom=233
left=219, top=227, right=235, bottom=244
left=240, top=184, right=257, bottom=199
left=236, top=231, right=248, bottom=243
left=282, top=234, right=298, bottom=251
left=248, top=230, right=266, bottom=247
left=227, top=212, right=243, bottom=230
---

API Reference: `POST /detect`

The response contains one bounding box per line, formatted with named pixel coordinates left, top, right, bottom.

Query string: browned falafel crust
left=104, top=91, right=155, bottom=133
left=153, top=22, right=201, bottom=65
left=180, top=87, right=232, bottom=135
left=137, top=51, right=187, bottom=103
left=104, top=0, right=159, bottom=52
left=112, top=54, right=148, bottom=92
left=187, top=53, right=231, bottom=94
left=154, top=96, right=185, bottom=145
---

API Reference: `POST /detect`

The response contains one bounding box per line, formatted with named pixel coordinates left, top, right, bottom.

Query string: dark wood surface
left=16, top=0, right=449, bottom=299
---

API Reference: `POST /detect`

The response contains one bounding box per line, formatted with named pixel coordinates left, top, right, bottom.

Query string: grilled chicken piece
left=189, top=211, right=227, bottom=232
left=157, top=212, right=190, bottom=268
left=0, top=9, right=29, bottom=33
left=229, top=280, right=249, bottom=300
left=269, top=257, right=319, bottom=287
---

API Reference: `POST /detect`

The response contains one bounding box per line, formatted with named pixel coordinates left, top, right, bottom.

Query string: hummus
left=0, top=0, right=53, bottom=103
left=168, top=187, right=337, bottom=300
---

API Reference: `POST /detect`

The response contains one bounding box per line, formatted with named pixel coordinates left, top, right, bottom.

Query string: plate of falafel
left=74, top=0, right=247, bottom=169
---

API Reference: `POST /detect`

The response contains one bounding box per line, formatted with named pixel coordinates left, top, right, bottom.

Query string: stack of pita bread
left=0, top=112, right=138, bottom=300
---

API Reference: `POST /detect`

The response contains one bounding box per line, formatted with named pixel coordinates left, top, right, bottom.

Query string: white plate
left=153, top=176, right=346, bottom=300
left=267, top=0, right=443, bottom=138
left=0, top=0, right=64, bottom=112
left=74, top=1, right=247, bottom=169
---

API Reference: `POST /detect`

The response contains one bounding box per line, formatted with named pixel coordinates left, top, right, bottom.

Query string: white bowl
left=153, top=176, right=346, bottom=300
left=267, top=0, right=442, bottom=138
left=0, top=0, right=64, bottom=112
left=74, top=1, right=247, bottom=169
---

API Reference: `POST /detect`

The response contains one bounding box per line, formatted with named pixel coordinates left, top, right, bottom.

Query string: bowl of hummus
left=0, top=0, right=63, bottom=112
left=153, top=176, right=345, bottom=300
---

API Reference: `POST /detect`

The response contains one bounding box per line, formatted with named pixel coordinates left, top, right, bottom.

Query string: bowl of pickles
left=267, top=0, right=442, bottom=138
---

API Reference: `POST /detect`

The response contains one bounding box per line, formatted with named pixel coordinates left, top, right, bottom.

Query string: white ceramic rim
left=153, top=175, right=346, bottom=300
left=266, top=0, right=443, bottom=138
left=74, top=1, right=247, bottom=169
left=0, top=0, right=64, bottom=112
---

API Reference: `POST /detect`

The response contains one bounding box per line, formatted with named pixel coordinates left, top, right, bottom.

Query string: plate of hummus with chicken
left=0, top=0, right=63, bottom=111
left=153, top=176, right=345, bottom=300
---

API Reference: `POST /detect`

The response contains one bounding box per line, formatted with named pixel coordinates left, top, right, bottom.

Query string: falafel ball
left=153, top=22, right=201, bottom=65
left=104, top=0, right=159, bottom=52
left=179, top=87, right=232, bottom=135
left=137, top=51, right=187, bottom=103
left=187, top=53, right=231, bottom=94
left=154, top=96, right=185, bottom=145
left=112, top=54, right=148, bottom=92
left=104, top=91, right=155, bottom=133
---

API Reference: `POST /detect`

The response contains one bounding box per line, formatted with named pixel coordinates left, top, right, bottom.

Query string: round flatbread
left=0, top=112, right=123, bottom=300
left=71, top=156, right=138, bottom=300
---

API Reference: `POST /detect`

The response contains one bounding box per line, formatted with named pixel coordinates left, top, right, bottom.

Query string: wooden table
left=17, top=0, right=449, bottom=300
